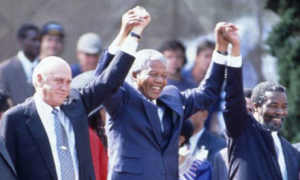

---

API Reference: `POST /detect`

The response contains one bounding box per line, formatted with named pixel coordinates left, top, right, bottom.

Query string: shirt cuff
left=120, top=37, right=138, bottom=56
left=108, top=44, right=120, bottom=55
left=227, top=55, right=242, bottom=68
left=212, top=51, right=227, bottom=65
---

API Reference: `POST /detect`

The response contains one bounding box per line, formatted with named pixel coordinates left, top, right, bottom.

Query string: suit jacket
left=95, top=50, right=226, bottom=180
left=0, top=56, right=35, bottom=105
left=0, top=139, right=18, bottom=180
left=223, top=64, right=300, bottom=180
left=212, top=148, right=228, bottom=180
left=0, top=51, right=135, bottom=180
left=192, top=128, right=226, bottom=163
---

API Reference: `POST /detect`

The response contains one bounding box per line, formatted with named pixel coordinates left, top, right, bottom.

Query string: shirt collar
left=18, top=51, right=39, bottom=67
left=34, top=93, right=61, bottom=116
left=189, top=127, right=205, bottom=152
left=191, top=127, right=205, bottom=141
left=153, top=99, right=157, bottom=105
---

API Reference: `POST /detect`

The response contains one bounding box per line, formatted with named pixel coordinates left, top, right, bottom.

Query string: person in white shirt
left=0, top=23, right=41, bottom=105
left=189, top=109, right=226, bottom=163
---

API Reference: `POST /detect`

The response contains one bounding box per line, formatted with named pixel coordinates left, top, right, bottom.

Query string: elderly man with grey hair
left=0, top=20, right=142, bottom=180
left=94, top=18, right=230, bottom=180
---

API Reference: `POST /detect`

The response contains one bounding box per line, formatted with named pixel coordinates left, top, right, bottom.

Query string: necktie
left=52, top=109, right=75, bottom=180
left=157, top=100, right=173, bottom=150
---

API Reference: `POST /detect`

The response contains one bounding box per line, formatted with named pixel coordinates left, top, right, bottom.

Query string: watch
left=130, top=32, right=142, bottom=40
left=217, top=50, right=228, bottom=56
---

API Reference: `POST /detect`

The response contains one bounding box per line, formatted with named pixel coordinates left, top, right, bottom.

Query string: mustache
left=272, top=115, right=286, bottom=120
left=265, top=114, right=286, bottom=121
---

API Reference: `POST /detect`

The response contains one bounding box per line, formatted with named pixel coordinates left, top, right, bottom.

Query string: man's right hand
left=115, top=6, right=144, bottom=46
left=222, top=23, right=240, bottom=57
left=214, top=22, right=240, bottom=57
left=131, top=7, right=151, bottom=36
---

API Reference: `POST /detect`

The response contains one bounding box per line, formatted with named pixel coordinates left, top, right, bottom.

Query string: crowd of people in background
left=0, top=6, right=299, bottom=180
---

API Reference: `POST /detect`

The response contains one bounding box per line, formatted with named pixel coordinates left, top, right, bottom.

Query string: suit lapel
left=25, top=98, right=58, bottom=180
left=280, top=136, right=297, bottom=180
left=0, top=140, right=17, bottom=175
left=257, top=124, right=283, bottom=180
left=141, top=96, right=163, bottom=150
left=159, top=95, right=182, bottom=117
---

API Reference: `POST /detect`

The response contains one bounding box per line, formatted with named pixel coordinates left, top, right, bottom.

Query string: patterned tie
left=52, top=108, right=75, bottom=180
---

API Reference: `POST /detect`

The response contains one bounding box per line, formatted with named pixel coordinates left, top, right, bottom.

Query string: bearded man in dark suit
left=221, top=22, right=300, bottom=180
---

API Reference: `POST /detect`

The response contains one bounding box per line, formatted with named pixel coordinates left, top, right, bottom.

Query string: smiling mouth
left=151, top=86, right=162, bottom=90
left=272, top=117, right=284, bottom=125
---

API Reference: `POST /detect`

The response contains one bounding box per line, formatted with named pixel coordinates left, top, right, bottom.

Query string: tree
left=265, top=0, right=300, bottom=142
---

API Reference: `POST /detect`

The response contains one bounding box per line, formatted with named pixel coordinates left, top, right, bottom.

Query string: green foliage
left=266, top=2, right=300, bottom=143
left=266, top=0, right=300, bottom=15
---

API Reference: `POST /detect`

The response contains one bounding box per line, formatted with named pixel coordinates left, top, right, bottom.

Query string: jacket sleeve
left=94, top=48, right=115, bottom=76
left=80, top=50, right=134, bottom=114
left=223, top=59, right=250, bottom=138
left=181, top=61, right=225, bottom=120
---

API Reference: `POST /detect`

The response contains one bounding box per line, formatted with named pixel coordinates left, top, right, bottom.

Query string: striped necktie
left=52, top=108, right=75, bottom=180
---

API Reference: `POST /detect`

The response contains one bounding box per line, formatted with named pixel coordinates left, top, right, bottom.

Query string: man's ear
left=252, top=103, right=260, bottom=112
left=36, top=74, right=44, bottom=87
left=132, top=71, right=138, bottom=82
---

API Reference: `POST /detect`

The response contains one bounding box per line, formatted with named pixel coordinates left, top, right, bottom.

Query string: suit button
left=263, top=171, right=267, bottom=175
left=161, top=170, right=165, bottom=175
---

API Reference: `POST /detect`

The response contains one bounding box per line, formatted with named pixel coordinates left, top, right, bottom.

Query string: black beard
left=263, top=115, right=286, bottom=131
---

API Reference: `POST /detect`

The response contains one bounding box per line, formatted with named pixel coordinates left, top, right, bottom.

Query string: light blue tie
left=52, top=108, right=75, bottom=180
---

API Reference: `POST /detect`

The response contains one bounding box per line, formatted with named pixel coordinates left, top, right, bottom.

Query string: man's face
left=134, top=60, right=167, bottom=101
left=20, top=29, right=41, bottom=58
left=195, top=48, right=213, bottom=72
left=40, top=34, right=63, bottom=57
left=163, top=49, right=185, bottom=76
left=77, top=51, right=100, bottom=72
left=254, top=91, right=288, bottom=131
left=41, top=64, right=72, bottom=107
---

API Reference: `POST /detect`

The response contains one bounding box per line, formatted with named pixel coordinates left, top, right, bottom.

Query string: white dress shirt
left=189, top=128, right=205, bottom=155
left=272, top=131, right=288, bottom=180
left=34, top=94, right=79, bottom=180
left=17, top=51, right=39, bottom=83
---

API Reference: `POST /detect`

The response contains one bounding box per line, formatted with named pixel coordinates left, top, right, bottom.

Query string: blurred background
left=0, top=0, right=279, bottom=85
left=1, top=0, right=300, bottom=142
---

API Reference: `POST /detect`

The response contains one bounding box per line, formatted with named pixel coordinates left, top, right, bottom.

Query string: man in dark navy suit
left=222, top=22, right=300, bottom=180
left=94, top=11, right=230, bottom=179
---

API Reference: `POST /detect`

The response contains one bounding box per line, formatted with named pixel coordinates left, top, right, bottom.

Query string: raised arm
left=82, top=7, right=151, bottom=114
left=222, top=23, right=249, bottom=138
left=180, top=23, right=231, bottom=120
left=94, top=6, right=145, bottom=76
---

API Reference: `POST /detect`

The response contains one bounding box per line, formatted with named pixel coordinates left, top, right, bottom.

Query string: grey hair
left=251, top=81, right=286, bottom=107
left=32, top=56, right=67, bottom=87
left=130, top=49, right=166, bottom=73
